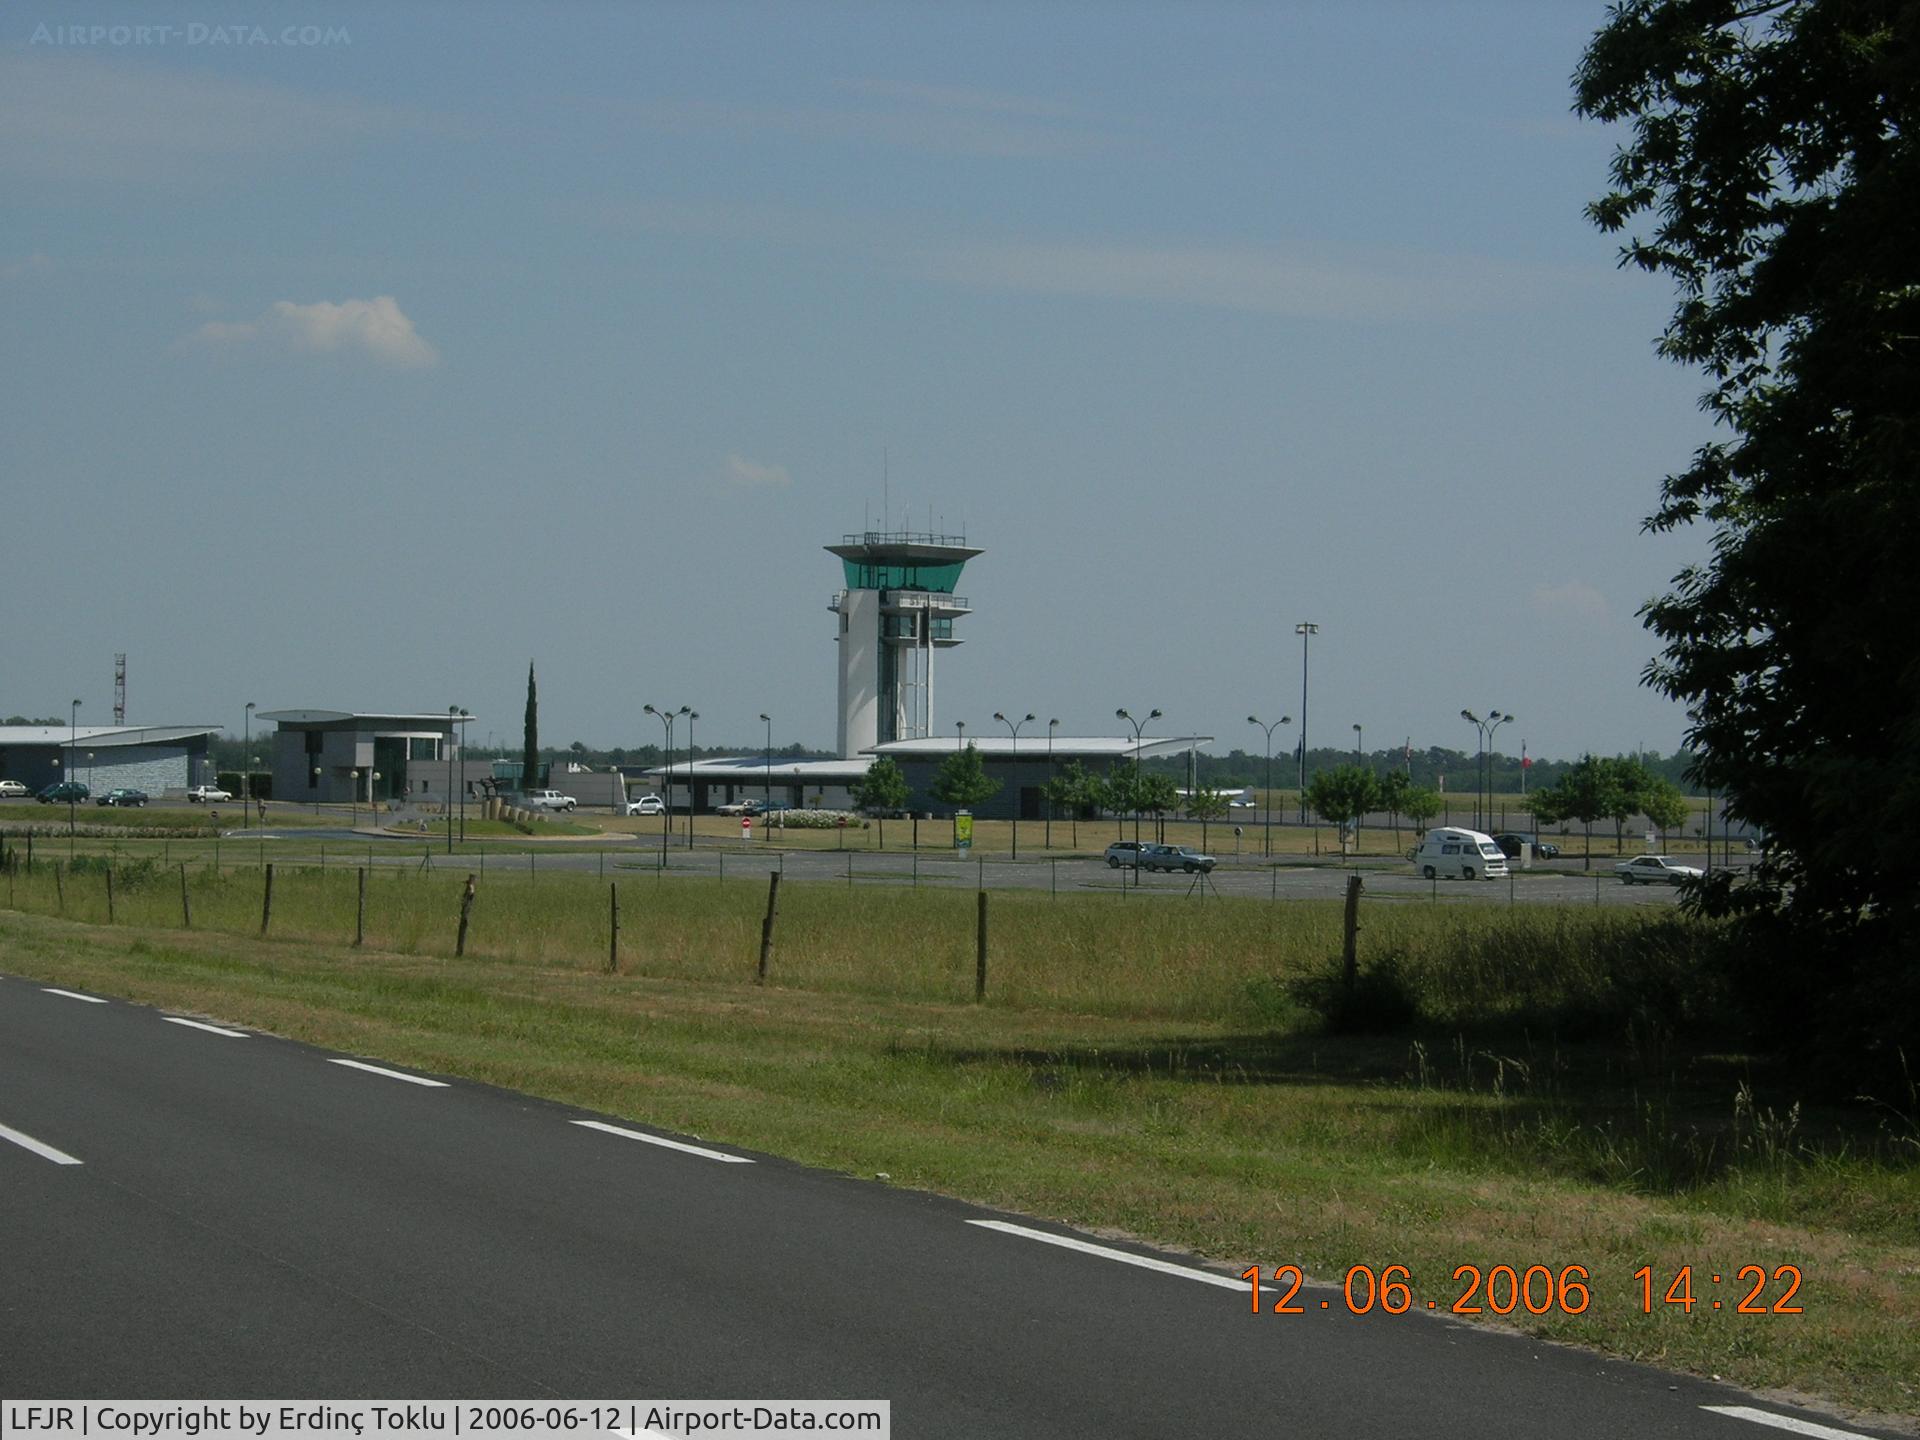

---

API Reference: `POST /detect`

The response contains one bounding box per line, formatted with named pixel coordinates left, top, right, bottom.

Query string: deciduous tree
left=1577, top=0, right=1919, bottom=1075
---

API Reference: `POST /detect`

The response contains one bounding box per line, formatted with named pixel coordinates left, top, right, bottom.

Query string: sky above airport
left=2, top=1, right=1717, bottom=761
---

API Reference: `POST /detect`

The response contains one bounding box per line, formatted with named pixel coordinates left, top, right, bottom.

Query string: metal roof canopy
left=0, top=724, right=219, bottom=748
left=870, top=735, right=1211, bottom=761
left=256, top=710, right=472, bottom=726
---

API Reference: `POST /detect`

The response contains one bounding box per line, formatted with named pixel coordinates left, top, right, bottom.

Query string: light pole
left=68, top=698, right=80, bottom=836
left=1045, top=718, right=1059, bottom=851
left=643, top=704, right=686, bottom=852
left=760, top=713, right=772, bottom=809
left=993, top=711, right=1035, bottom=859
left=1116, top=707, right=1160, bottom=846
left=956, top=719, right=965, bottom=750
left=1353, top=723, right=1363, bottom=764
left=243, top=702, right=254, bottom=815
left=447, top=707, right=458, bottom=854
left=1246, top=714, right=1292, bottom=857
left=1460, top=710, right=1511, bottom=831
left=350, top=769, right=360, bottom=830
left=1295, top=623, right=1318, bottom=821
left=456, top=708, right=469, bottom=842
left=684, top=710, right=700, bottom=848
left=1487, top=713, right=1514, bottom=830
left=311, top=767, right=321, bottom=815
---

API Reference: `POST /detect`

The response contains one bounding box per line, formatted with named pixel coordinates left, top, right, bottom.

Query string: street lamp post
left=1115, top=707, right=1161, bottom=846
left=760, top=713, right=772, bottom=809
left=243, top=702, right=254, bottom=816
left=643, top=704, right=687, bottom=853
left=993, top=711, right=1035, bottom=859
left=1246, top=714, right=1292, bottom=857
left=1045, top=718, right=1060, bottom=851
left=684, top=710, right=700, bottom=849
left=350, top=769, right=360, bottom=830
left=68, top=699, right=80, bottom=837
left=457, top=709, right=469, bottom=842
left=1353, top=723, right=1363, bottom=764
left=1295, top=623, right=1318, bottom=822
left=1460, top=710, right=1512, bottom=831
left=447, top=707, right=458, bottom=854
left=311, top=767, right=322, bottom=815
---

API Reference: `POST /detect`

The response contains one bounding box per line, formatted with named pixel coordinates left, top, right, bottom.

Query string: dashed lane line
left=41, top=987, right=108, bottom=1004
left=1703, top=1406, right=1879, bottom=1439
left=0, top=1119, right=83, bottom=1165
left=570, top=1119, right=756, bottom=1164
left=163, top=1017, right=249, bottom=1038
left=966, top=1219, right=1243, bottom=1290
left=326, top=1058, right=450, bottom=1088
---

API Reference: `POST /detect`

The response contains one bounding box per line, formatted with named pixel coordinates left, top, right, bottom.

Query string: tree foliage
left=1577, top=0, right=1920, bottom=1073
left=1304, top=766, right=1380, bottom=838
left=521, top=661, right=539, bottom=793
left=850, top=756, right=910, bottom=846
left=929, top=743, right=1002, bottom=812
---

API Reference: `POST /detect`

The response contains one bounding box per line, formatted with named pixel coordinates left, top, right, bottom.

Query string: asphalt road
left=1, top=976, right=1896, bottom=1438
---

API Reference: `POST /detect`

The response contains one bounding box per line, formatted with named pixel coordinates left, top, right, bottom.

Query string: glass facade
left=841, top=559, right=967, bottom=592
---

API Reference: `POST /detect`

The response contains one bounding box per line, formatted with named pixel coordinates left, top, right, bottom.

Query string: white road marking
left=0, top=1120, right=83, bottom=1165
left=327, top=1058, right=449, bottom=1087
left=163, top=1017, right=248, bottom=1038
left=1703, top=1407, right=1878, bottom=1439
left=967, top=1219, right=1245, bottom=1290
left=571, top=1119, right=755, bottom=1163
left=42, top=988, right=107, bottom=1004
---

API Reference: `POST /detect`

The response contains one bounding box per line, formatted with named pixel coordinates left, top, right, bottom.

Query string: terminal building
left=650, top=529, right=1210, bottom=819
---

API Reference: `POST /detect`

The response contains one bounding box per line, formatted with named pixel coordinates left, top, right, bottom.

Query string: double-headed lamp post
left=243, top=702, right=255, bottom=814
left=643, top=704, right=688, bottom=852
left=684, top=710, right=700, bottom=848
left=1116, top=707, right=1161, bottom=845
left=1247, top=714, right=1292, bottom=857
left=1460, top=709, right=1512, bottom=831
left=993, top=711, right=1035, bottom=859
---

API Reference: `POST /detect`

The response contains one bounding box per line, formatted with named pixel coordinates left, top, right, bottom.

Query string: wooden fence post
left=976, top=890, right=989, bottom=1002
left=180, top=864, right=192, bottom=928
left=354, top=866, right=367, bottom=947
left=607, top=882, right=620, bottom=974
left=54, top=865, right=64, bottom=915
left=105, top=867, right=115, bottom=924
left=260, top=863, right=275, bottom=935
left=1342, top=873, right=1363, bottom=999
left=756, top=871, right=780, bottom=985
left=456, top=874, right=477, bottom=956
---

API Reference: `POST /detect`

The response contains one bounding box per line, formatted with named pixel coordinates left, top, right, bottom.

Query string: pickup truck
left=521, top=789, right=578, bottom=812
left=186, top=784, right=233, bottom=803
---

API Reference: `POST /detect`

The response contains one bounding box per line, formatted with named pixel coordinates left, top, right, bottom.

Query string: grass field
left=1, top=859, right=1911, bottom=1424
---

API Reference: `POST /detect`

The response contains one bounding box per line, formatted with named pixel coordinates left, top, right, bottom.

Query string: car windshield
left=1479, top=843, right=1502, bottom=857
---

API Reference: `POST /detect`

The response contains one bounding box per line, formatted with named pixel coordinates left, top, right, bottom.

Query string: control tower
left=828, top=530, right=981, bottom=759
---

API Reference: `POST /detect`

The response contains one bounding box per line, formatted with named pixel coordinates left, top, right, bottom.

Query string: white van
left=1410, top=826, right=1509, bottom=881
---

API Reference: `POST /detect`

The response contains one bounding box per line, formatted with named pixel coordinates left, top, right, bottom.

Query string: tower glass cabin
left=828, top=531, right=980, bottom=758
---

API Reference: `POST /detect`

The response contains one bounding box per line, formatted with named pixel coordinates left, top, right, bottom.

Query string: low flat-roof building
left=0, top=723, right=219, bottom=796
left=259, top=709, right=466, bottom=806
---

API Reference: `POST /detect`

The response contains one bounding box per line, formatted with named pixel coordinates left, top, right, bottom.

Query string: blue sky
left=1, top=1, right=1713, bottom=760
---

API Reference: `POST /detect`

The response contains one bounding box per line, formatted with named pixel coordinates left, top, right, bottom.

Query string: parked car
left=1409, top=826, right=1509, bottom=880
left=1615, top=855, right=1704, bottom=885
left=625, top=793, right=667, bottom=816
left=186, top=784, right=232, bottom=803
left=1140, top=843, right=1216, bottom=873
left=97, top=788, right=149, bottom=807
left=0, top=779, right=29, bottom=797
left=38, top=781, right=91, bottom=804
left=522, top=789, right=578, bottom=812
left=1104, top=840, right=1147, bottom=868
left=716, top=798, right=762, bottom=816
left=758, top=801, right=793, bottom=817
left=1491, top=833, right=1559, bottom=860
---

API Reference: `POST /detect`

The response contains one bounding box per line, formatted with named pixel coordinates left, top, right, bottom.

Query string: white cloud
left=1530, top=581, right=1612, bottom=626
left=0, top=53, right=469, bottom=184
left=725, top=454, right=791, bottom=488
left=186, top=296, right=439, bottom=368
